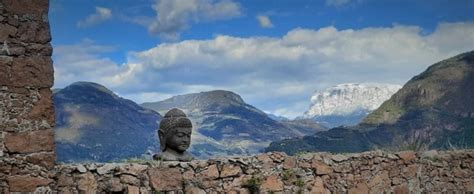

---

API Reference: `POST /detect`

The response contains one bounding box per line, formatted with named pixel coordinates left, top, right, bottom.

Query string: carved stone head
left=155, top=108, right=194, bottom=161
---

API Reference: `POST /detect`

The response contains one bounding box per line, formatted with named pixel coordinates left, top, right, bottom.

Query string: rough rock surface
left=2, top=150, right=471, bottom=192
left=0, top=0, right=56, bottom=192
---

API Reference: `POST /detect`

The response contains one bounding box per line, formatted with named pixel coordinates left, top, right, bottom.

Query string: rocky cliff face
left=267, top=51, right=474, bottom=154
left=54, top=82, right=161, bottom=162
left=303, top=83, right=401, bottom=128
left=142, top=90, right=325, bottom=158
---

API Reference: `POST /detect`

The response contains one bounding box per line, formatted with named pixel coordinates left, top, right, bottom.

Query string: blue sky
left=49, top=0, right=474, bottom=118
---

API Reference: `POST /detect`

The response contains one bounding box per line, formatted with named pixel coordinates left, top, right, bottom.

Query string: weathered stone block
left=397, top=151, right=416, bottom=164
left=108, top=177, right=123, bottom=192
left=261, top=174, right=283, bottom=192
left=311, top=160, right=333, bottom=175
left=27, top=88, right=54, bottom=125
left=148, top=167, right=183, bottom=191
left=18, top=20, right=51, bottom=43
left=198, top=164, right=219, bottom=180
left=283, top=157, right=297, bottom=169
left=26, top=152, right=55, bottom=169
left=348, top=182, right=369, bottom=194
left=7, top=175, right=51, bottom=192
left=57, top=174, right=74, bottom=187
left=5, top=129, right=54, bottom=153
left=77, top=172, right=97, bottom=193
left=0, top=23, right=17, bottom=40
left=3, top=0, right=49, bottom=15
left=127, top=185, right=140, bottom=194
left=10, top=56, right=53, bottom=87
left=220, top=164, right=242, bottom=178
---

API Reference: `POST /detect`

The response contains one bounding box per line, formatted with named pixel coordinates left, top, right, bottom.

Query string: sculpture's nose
left=182, top=136, right=190, bottom=143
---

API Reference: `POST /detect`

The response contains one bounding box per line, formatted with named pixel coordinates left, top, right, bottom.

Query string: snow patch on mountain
left=304, top=83, right=402, bottom=117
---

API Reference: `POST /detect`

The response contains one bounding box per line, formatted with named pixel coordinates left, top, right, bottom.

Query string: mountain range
left=266, top=51, right=474, bottom=154
left=54, top=85, right=325, bottom=162
left=54, top=82, right=161, bottom=162
left=141, top=90, right=326, bottom=158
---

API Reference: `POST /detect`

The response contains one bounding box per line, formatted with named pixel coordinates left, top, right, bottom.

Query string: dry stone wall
left=51, top=150, right=474, bottom=193
left=0, top=0, right=56, bottom=192
left=1, top=0, right=474, bottom=193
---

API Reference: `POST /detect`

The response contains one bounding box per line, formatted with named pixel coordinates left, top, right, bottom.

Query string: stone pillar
left=0, top=0, right=55, bottom=192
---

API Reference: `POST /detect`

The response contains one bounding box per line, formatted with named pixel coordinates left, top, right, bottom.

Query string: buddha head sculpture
left=154, top=108, right=194, bottom=161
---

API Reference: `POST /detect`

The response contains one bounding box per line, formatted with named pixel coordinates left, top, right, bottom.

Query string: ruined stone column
left=0, top=0, right=55, bottom=192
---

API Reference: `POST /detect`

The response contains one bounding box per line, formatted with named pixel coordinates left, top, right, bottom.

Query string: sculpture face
left=165, top=127, right=191, bottom=153
left=155, top=108, right=194, bottom=161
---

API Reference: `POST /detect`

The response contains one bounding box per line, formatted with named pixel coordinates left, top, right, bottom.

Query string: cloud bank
left=54, top=22, right=474, bottom=118
left=148, top=0, right=242, bottom=40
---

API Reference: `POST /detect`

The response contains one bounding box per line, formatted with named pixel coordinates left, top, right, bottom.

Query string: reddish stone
left=393, top=183, right=409, bottom=194
left=26, top=152, right=56, bottom=169
left=148, top=167, right=183, bottom=191
left=402, top=164, right=419, bottom=178
left=397, top=151, right=416, bottom=163
left=348, top=182, right=369, bottom=194
left=57, top=174, right=74, bottom=187
left=108, top=177, right=123, bottom=192
left=11, top=56, right=53, bottom=87
left=311, top=160, right=333, bottom=175
left=118, top=163, right=148, bottom=176
left=201, top=180, right=220, bottom=189
left=120, top=174, right=140, bottom=185
left=18, top=21, right=51, bottom=44
left=183, top=169, right=195, bottom=180
left=257, top=153, right=273, bottom=163
left=127, top=186, right=140, bottom=194
left=3, top=0, right=49, bottom=15
left=220, top=164, right=242, bottom=178
left=299, top=161, right=311, bottom=168
left=0, top=23, right=17, bottom=40
left=199, top=164, right=219, bottom=180
left=0, top=57, right=13, bottom=85
left=58, top=187, right=75, bottom=194
left=261, top=174, right=284, bottom=192
left=283, top=157, right=297, bottom=169
left=27, top=43, right=53, bottom=56
left=309, top=177, right=326, bottom=194
left=27, top=88, right=54, bottom=126
left=77, top=172, right=97, bottom=193
left=7, top=175, right=51, bottom=192
left=5, top=129, right=54, bottom=153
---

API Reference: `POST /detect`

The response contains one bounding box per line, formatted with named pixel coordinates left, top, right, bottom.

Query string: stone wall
left=45, top=150, right=474, bottom=193
left=0, top=0, right=56, bottom=192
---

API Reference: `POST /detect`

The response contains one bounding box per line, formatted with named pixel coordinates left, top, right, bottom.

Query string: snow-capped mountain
left=303, top=83, right=401, bottom=127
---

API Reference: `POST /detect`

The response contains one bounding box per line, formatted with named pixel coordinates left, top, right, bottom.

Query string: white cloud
left=326, top=0, right=351, bottom=7
left=148, top=0, right=241, bottom=40
left=54, top=22, right=474, bottom=118
left=256, top=15, right=274, bottom=28
left=53, top=39, right=135, bottom=89
left=77, top=6, right=112, bottom=28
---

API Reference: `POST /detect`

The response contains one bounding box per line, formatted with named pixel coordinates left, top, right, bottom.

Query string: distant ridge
left=54, top=82, right=161, bottom=162
left=267, top=51, right=474, bottom=154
